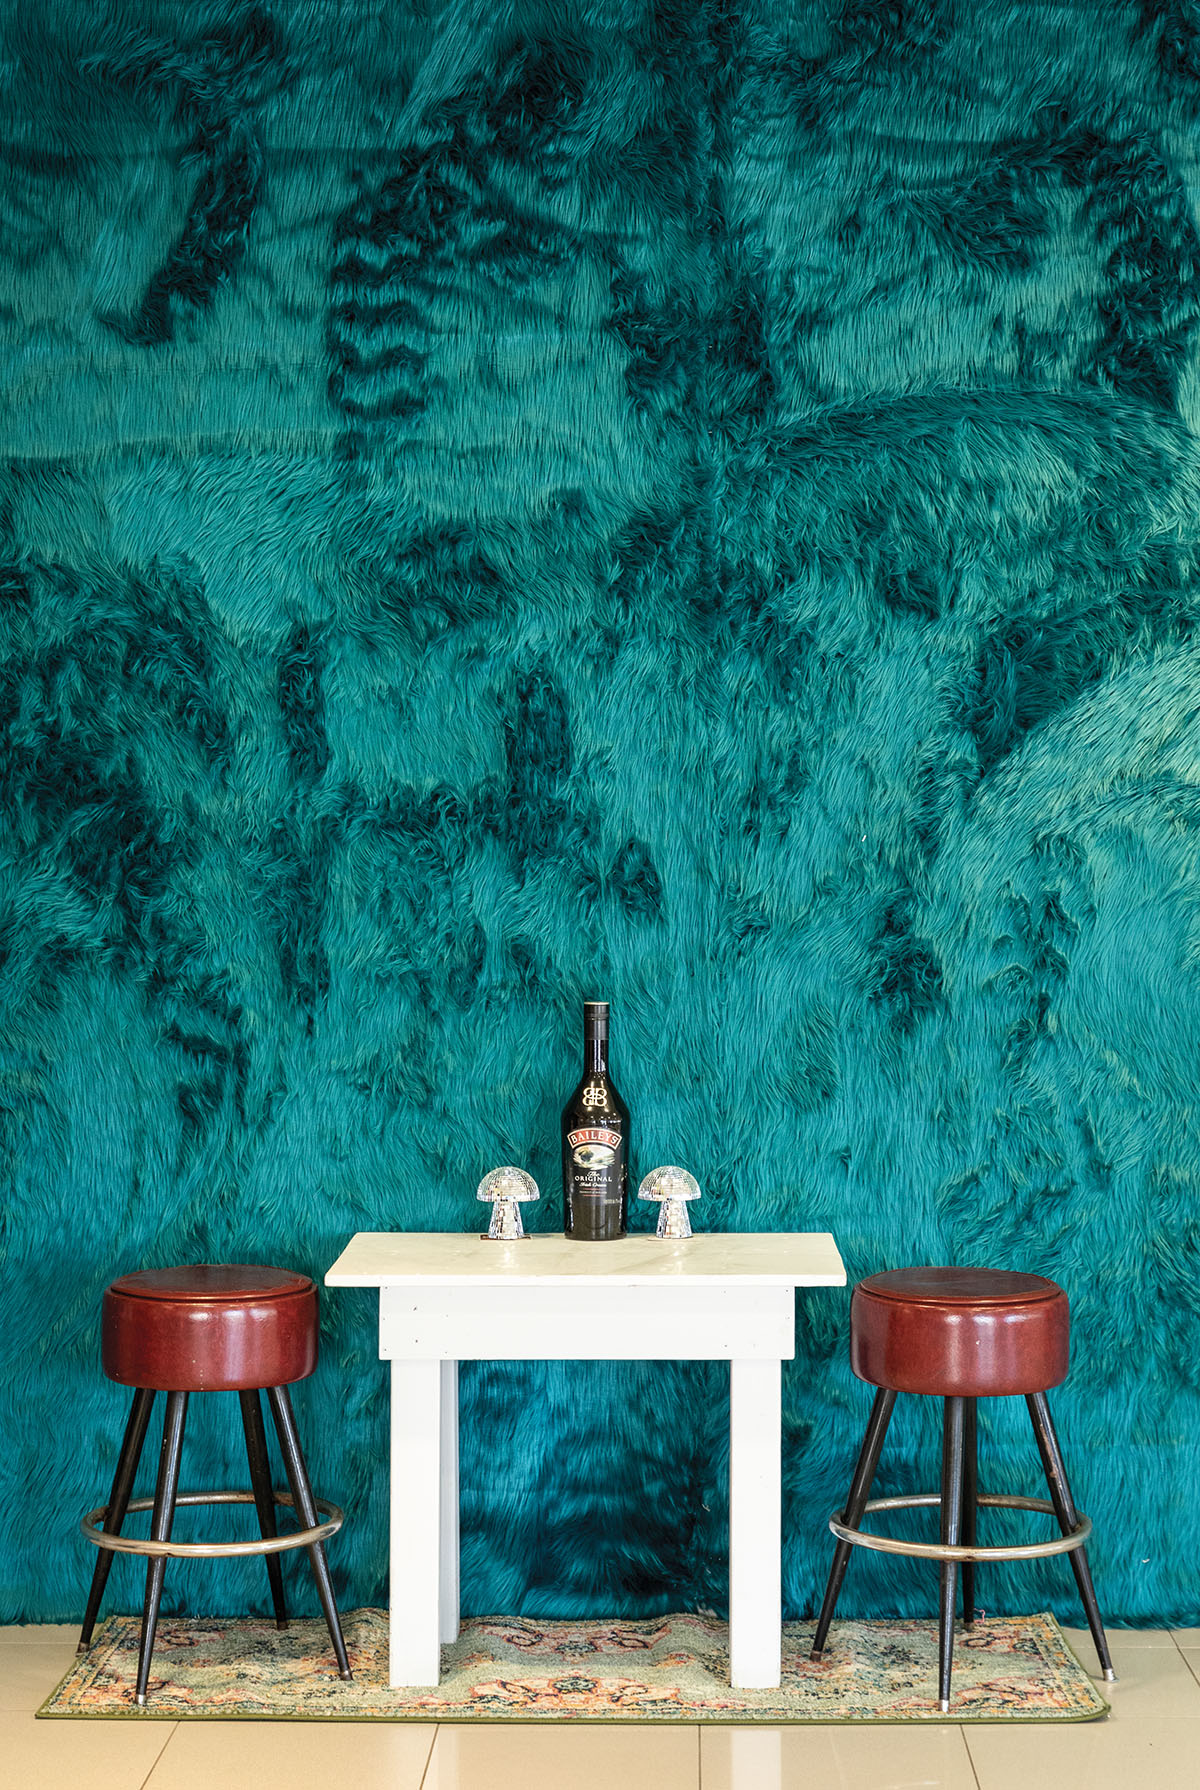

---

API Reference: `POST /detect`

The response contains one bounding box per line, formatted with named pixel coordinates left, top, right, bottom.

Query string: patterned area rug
left=42, top=1610, right=1107, bottom=1722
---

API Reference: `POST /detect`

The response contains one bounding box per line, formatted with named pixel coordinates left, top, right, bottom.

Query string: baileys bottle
left=562, top=1000, right=628, bottom=1240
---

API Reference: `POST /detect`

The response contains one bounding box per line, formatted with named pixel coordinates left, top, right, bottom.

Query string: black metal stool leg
left=961, top=1398, right=978, bottom=1629
left=938, top=1397, right=965, bottom=1711
left=1026, top=1391, right=1115, bottom=1681
left=266, top=1384, right=352, bottom=1680
left=136, top=1390, right=188, bottom=1706
left=79, top=1388, right=156, bottom=1651
left=239, top=1389, right=288, bottom=1629
left=811, top=1388, right=897, bottom=1659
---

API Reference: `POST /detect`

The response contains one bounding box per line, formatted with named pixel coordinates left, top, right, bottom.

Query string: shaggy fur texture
left=2, top=0, right=1200, bottom=1626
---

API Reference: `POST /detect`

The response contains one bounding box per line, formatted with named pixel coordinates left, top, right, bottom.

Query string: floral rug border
left=40, top=1609, right=1110, bottom=1723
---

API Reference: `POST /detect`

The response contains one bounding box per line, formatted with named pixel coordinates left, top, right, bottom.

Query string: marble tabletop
left=325, top=1230, right=846, bottom=1288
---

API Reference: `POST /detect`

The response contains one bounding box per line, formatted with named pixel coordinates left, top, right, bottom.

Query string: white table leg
left=729, top=1356, right=782, bottom=1689
left=389, top=1358, right=443, bottom=1686
left=439, top=1359, right=460, bottom=1645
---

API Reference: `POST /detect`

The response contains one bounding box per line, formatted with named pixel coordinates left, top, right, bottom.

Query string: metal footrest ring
left=829, top=1492, right=1090, bottom=1563
left=81, top=1489, right=343, bottom=1559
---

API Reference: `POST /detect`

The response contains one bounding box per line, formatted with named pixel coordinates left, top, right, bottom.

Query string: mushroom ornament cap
left=638, top=1166, right=701, bottom=1203
left=477, top=1166, right=539, bottom=1204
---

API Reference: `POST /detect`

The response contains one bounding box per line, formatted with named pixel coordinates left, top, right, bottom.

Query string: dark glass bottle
left=562, top=1000, right=629, bottom=1240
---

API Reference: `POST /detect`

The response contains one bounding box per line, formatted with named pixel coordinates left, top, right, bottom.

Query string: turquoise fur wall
left=2, top=0, right=1200, bottom=1627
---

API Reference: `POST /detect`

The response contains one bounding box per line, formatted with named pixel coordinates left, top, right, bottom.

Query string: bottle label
left=567, top=1126, right=622, bottom=1167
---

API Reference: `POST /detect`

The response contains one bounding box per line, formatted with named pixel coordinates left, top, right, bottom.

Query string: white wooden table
left=325, top=1231, right=845, bottom=1689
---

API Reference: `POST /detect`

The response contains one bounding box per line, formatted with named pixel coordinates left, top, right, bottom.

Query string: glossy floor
left=3, top=1624, right=1200, bottom=1789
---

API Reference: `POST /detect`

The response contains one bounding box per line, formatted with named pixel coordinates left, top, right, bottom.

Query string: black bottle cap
left=583, top=999, right=609, bottom=1032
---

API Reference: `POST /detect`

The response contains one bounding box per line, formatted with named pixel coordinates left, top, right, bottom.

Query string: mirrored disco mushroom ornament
left=638, top=1166, right=701, bottom=1239
left=477, top=1166, right=539, bottom=1239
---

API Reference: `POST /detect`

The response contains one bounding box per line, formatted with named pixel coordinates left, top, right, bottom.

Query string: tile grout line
left=696, top=1720, right=702, bottom=1790
left=136, top=1719, right=179, bottom=1789
left=417, top=1719, right=439, bottom=1789
left=959, top=1721, right=984, bottom=1790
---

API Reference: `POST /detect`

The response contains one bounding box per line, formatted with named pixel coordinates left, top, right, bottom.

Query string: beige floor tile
left=0, top=1622, right=79, bottom=1645
left=424, top=1722, right=700, bottom=1790
left=144, top=1719, right=436, bottom=1790
left=1061, top=1625, right=1176, bottom=1650
left=700, top=1722, right=976, bottom=1790
left=1171, top=1628, right=1200, bottom=1645
left=0, top=1709, right=174, bottom=1789
left=1065, top=1635, right=1200, bottom=1719
left=1177, top=1649, right=1200, bottom=1690
left=966, top=1716, right=1200, bottom=1790
left=0, top=1642, right=80, bottom=1712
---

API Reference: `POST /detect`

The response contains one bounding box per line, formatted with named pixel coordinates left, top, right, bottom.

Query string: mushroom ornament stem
left=477, top=1167, right=539, bottom=1240
left=638, top=1166, right=701, bottom=1239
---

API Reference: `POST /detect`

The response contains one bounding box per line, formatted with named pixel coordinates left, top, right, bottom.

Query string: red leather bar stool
left=810, top=1267, right=1114, bottom=1711
left=78, top=1265, right=352, bottom=1704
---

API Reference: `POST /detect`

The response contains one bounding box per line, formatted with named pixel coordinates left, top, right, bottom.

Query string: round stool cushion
left=102, top=1265, right=318, bottom=1392
left=850, top=1266, right=1069, bottom=1396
